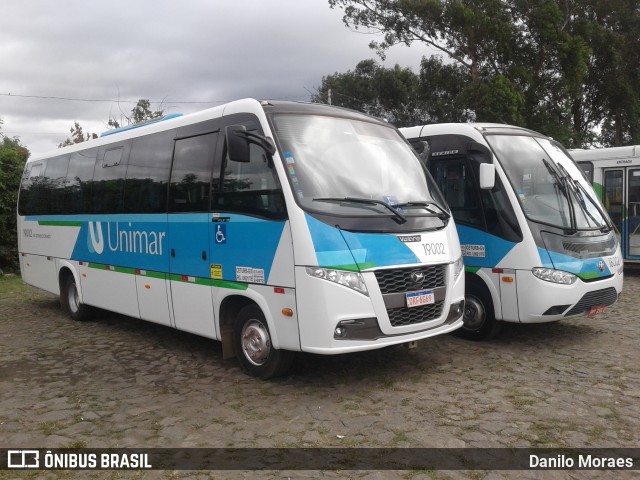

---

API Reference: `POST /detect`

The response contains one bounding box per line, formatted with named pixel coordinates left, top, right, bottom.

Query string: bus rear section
left=17, top=99, right=465, bottom=379
left=401, top=123, right=623, bottom=340
left=571, top=146, right=640, bottom=262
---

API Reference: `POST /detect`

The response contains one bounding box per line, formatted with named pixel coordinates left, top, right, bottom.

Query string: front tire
left=455, top=281, right=502, bottom=341
left=60, top=274, right=93, bottom=321
left=233, top=304, right=294, bottom=379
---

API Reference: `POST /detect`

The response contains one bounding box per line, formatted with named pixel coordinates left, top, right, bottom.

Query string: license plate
left=406, top=289, right=434, bottom=308
left=587, top=305, right=606, bottom=317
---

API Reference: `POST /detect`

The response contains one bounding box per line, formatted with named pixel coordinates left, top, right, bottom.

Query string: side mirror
left=226, top=125, right=250, bottom=163
left=479, top=163, right=495, bottom=190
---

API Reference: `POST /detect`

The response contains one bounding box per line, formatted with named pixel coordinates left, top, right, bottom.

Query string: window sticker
left=236, top=266, right=265, bottom=284
left=461, top=244, right=486, bottom=258
left=284, top=151, right=295, bottom=164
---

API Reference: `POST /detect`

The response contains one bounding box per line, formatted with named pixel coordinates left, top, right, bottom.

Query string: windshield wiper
left=396, top=201, right=450, bottom=220
left=313, top=197, right=407, bottom=224
left=556, top=163, right=612, bottom=232
left=542, top=157, right=576, bottom=233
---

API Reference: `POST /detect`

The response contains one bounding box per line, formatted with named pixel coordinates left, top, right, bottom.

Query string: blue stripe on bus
left=456, top=224, right=516, bottom=268
left=305, top=214, right=419, bottom=269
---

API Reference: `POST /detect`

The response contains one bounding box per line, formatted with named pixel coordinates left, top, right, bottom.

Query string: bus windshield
left=271, top=114, right=447, bottom=222
left=486, top=135, right=609, bottom=232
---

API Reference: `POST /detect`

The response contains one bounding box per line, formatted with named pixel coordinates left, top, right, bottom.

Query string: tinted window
left=430, top=156, right=484, bottom=228
left=18, top=162, right=46, bottom=215
left=65, top=149, right=97, bottom=214
left=92, top=143, right=129, bottom=214
left=124, top=131, right=174, bottom=213
left=43, top=155, right=70, bottom=215
left=169, top=133, right=218, bottom=212
left=214, top=141, right=286, bottom=219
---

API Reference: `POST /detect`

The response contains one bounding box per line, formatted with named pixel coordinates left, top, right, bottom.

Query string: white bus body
left=17, top=99, right=464, bottom=378
left=401, top=124, right=623, bottom=340
left=570, top=146, right=640, bottom=262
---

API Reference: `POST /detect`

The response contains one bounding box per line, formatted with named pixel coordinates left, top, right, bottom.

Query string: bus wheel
left=233, top=305, right=294, bottom=379
left=456, top=284, right=502, bottom=341
left=60, top=274, right=93, bottom=322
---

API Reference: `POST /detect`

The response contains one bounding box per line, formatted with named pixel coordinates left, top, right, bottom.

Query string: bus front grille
left=374, top=264, right=447, bottom=294
left=565, top=287, right=618, bottom=316
left=387, top=301, right=445, bottom=327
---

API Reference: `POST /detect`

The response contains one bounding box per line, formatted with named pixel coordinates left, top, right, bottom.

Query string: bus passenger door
left=627, top=168, right=640, bottom=259
left=603, top=169, right=624, bottom=255
left=167, top=133, right=220, bottom=339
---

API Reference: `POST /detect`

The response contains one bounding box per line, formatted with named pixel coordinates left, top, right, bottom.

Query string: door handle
left=171, top=248, right=175, bottom=258
left=202, top=251, right=207, bottom=261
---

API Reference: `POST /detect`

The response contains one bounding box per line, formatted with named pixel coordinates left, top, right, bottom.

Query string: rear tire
left=233, top=304, right=294, bottom=379
left=60, top=274, right=93, bottom=322
left=455, top=280, right=502, bottom=341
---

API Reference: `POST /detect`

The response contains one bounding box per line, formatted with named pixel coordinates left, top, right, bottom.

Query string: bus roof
left=28, top=99, right=389, bottom=164
left=570, top=145, right=640, bottom=162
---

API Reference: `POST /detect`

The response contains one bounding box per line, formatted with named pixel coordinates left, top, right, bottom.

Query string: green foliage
left=107, top=99, right=164, bottom=130
left=59, top=121, right=98, bottom=148
left=328, top=0, right=640, bottom=147
left=0, top=127, right=29, bottom=273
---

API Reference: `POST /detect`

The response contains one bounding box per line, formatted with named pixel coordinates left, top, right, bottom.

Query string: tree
left=0, top=122, right=30, bottom=273
left=58, top=121, right=98, bottom=148
left=312, top=57, right=474, bottom=126
left=328, top=0, right=640, bottom=147
left=312, top=59, right=426, bottom=126
left=107, top=98, right=165, bottom=129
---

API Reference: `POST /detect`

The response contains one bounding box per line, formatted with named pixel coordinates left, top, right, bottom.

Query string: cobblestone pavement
left=1, top=269, right=639, bottom=480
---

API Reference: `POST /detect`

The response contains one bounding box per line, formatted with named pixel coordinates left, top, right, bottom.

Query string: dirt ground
left=1, top=269, right=639, bottom=480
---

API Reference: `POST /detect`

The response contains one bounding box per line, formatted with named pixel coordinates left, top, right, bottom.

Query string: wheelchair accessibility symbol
left=215, top=224, right=227, bottom=244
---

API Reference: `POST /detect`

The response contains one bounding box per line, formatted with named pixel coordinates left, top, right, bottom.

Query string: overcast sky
left=0, top=0, right=434, bottom=156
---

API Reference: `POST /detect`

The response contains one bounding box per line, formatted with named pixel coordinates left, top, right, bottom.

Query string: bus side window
left=169, top=133, right=219, bottom=212
left=430, top=157, right=483, bottom=229
left=65, top=149, right=97, bottom=214
left=91, top=143, right=130, bottom=214
left=18, top=162, right=45, bottom=215
left=215, top=139, right=286, bottom=220
left=43, top=155, right=71, bottom=215
left=125, top=131, right=174, bottom=213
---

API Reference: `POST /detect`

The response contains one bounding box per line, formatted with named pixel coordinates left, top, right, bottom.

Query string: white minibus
left=18, top=99, right=465, bottom=378
left=401, top=123, right=623, bottom=339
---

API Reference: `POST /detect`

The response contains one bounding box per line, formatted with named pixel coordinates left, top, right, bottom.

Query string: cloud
left=0, top=0, right=433, bottom=155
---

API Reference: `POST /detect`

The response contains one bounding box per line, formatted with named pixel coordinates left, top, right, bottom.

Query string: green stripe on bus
left=167, top=274, right=249, bottom=290
left=465, top=266, right=481, bottom=274
left=38, top=220, right=83, bottom=227
left=577, top=271, right=603, bottom=281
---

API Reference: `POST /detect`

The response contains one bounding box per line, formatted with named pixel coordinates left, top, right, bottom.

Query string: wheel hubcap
left=241, top=320, right=271, bottom=366
left=68, top=283, right=79, bottom=314
left=463, top=295, right=486, bottom=331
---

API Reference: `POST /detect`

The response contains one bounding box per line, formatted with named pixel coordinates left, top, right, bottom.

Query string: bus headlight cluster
left=453, top=256, right=464, bottom=281
left=305, top=267, right=368, bottom=296
left=532, top=267, right=577, bottom=285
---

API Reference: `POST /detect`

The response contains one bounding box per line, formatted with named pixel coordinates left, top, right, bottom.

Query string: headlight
left=305, top=267, right=368, bottom=296
left=453, top=256, right=464, bottom=281
left=532, top=267, right=577, bottom=285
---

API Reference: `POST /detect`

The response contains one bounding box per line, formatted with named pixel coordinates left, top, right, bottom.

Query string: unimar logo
left=86, top=221, right=166, bottom=257
left=88, top=222, right=104, bottom=254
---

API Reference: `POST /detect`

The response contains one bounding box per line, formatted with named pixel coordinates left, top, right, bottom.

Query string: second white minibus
left=401, top=123, right=623, bottom=339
